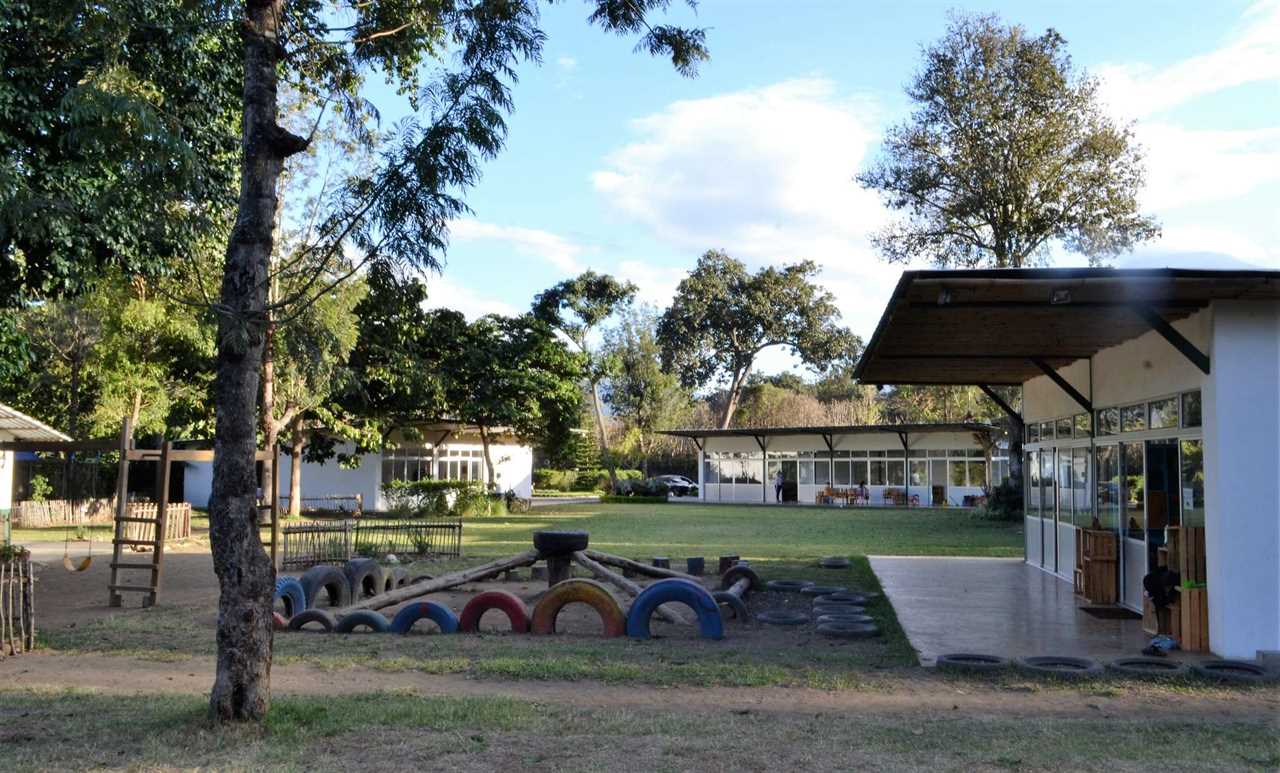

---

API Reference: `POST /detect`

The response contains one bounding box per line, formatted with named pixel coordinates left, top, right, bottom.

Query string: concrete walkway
left=871, top=556, right=1151, bottom=665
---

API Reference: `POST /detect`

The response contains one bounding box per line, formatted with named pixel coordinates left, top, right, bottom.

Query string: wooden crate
left=1142, top=597, right=1173, bottom=636
left=1081, top=529, right=1117, bottom=560
left=1082, top=557, right=1118, bottom=605
left=1179, top=587, right=1209, bottom=652
left=1178, top=527, right=1206, bottom=584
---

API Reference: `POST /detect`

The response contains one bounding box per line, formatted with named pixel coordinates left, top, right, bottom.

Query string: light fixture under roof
left=1050, top=288, right=1072, bottom=305
left=937, top=289, right=952, bottom=306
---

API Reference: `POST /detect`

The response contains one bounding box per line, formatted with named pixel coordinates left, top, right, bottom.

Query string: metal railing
left=281, top=516, right=462, bottom=570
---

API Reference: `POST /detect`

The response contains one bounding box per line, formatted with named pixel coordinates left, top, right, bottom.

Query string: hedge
left=600, top=495, right=670, bottom=505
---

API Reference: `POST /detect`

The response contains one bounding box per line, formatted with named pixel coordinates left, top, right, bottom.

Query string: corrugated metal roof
left=0, top=403, right=72, bottom=443
left=660, top=422, right=995, bottom=439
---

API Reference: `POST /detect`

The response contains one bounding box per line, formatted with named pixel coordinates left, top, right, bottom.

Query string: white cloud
left=591, top=78, right=906, bottom=342
left=448, top=218, right=588, bottom=272
left=1095, top=0, right=1280, bottom=118
left=556, top=55, right=577, bottom=72
left=422, top=276, right=517, bottom=320
left=1137, top=124, right=1280, bottom=211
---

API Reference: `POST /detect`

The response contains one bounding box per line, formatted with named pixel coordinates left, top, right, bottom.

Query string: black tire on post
left=720, top=564, right=761, bottom=592
left=532, top=530, right=589, bottom=556
left=344, top=558, right=384, bottom=600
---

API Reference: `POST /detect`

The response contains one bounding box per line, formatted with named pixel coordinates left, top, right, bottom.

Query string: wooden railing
left=12, top=498, right=115, bottom=528
left=119, top=503, right=193, bottom=544
left=0, top=552, right=35, bottom=657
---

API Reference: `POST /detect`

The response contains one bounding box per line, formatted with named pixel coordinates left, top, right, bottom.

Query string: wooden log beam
left=571, top=551, right=689, bottom=625
left=337, top=550, right=539, bottom=614
left=583, top=549, right=701, bottom=582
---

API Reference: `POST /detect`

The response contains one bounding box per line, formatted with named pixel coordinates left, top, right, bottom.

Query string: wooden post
left=147, top=441, right=173, bottom=608
left=582, top=549, right=701, bottom=581
left=270, top=446, right=281, bottom=571
left=571, top=551, right=689, bottom=625
left=546, top=555, right=572, bottom=586
left=336, top=550, right=540, bottom=614
left=107, top=417, right=133, bottom=608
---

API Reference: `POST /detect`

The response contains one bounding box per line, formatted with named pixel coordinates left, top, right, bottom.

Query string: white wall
left=0, top=449, right=13, bottom=511
left=1203, top=300, right=1280, bottom=658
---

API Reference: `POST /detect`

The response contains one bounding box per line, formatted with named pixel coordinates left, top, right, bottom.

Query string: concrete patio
left=871, top=556, right=1154, bottom=665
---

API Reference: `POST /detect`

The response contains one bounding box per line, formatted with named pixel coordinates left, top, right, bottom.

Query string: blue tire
left=274, top=576, right=307, bottom=618
left=389, top=601, right=460, bottom=635
left=626, top=579, right=724, bottom=640
left=335, top=610, right=391, bottom=634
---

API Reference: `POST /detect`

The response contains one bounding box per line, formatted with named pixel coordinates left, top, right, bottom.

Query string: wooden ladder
left=108, top=432, right=173, bottom=608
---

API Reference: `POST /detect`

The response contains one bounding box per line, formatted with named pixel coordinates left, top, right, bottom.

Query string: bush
left=600, top=495, right=669, bottom=505
left=28, top=475, right=52, bottom=503
left=611, top=477, right=670, bottom=498
left=534, top=468, right=577, bottom=491
left=974, top=480, right=1023, bottom=522
left=382, top=479, right=502, bottom=518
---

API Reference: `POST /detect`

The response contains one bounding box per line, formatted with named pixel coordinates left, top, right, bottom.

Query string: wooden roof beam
left=1130, top=305, right=1211, bottom=375
left=1030, top=359, right=1092, bottom=413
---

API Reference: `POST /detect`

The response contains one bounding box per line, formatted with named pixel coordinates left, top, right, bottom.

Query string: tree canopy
left=857, top=12, right=1160, bottom=267
left=657, top=250, right=854, bottom=428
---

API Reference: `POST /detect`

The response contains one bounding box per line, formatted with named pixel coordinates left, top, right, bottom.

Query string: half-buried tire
left=1191, top=659, right=1275, bottom=684
left=288, top=608, right=337, bottom=633
left=459, top=590, right=530, bottom=633
left=390, top=601, right=460, bottom=635
left=273, top=576, right=307, bottom=618
left=713, top=590, right=750, bottom=622
left=299, top=565, right=351, bottom=608
left=531, top=579, right=625, bottom=637
left=335, top=609, right=391, bottom=634
left=1015, top=656, right=1104, bottom=681
left=765, top=579, right=813, bottom=593
left=344, top=558, right=384, bottom=600
left=819, top=556, right=851, bottom=569
left=799, top=584, right=847, bottom=597
left=816, top=621, right=881, bottom=639
left=755, top=610, right=809, bottom=626
left=1107, top=657, right=1190, bottom=680
left=935, top=653, right=1011, bottom=674
left=532, top=530, right=589, bottom=556
left=815, top=613, right=873, bottom=625
left=626, top=579, right=723, bottom=640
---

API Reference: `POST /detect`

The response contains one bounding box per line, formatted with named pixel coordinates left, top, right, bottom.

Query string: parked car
left=656, top=474, right=696, bottom=497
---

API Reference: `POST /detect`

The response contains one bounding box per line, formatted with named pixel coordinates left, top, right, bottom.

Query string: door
left=1120, top=442, right=1146, bottom=610
left=1026, top=451, right=1042, bottom=566
left=1145, top=439, right=1180, bottom=570
left=930, top=459, right=947, bottom=505
left=1041, top=449, right=1056, bottom=571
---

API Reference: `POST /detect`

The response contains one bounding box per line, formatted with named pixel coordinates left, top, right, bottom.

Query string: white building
left=855, top=267, right=1280, bottom=659
left=184, top=421, right=533, bottom=511
left=0, top=403, right=73, bottom=513
left=664, top=424, right=1006, bottom=507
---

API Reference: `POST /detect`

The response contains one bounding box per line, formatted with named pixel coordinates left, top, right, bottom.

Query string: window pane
left=1180, top=440, right=1205, bottom=527
left=382, top=457, right=395, bottom=486
left=1040, top=422, right=1053, bottom=440
left=869, top=461, right=886, bottom=486
left=1057, top=451, right=1072, bottom=521
left=1097, top=408, right=1119, bottom=436
left=1056, top=417, right=1073, bottom=439
left=1182, top=391, right=1202, bottom=427
left=705, top=459, right=719, bottom=484
left=437, top=461, right=447, bottom=480
left=744, top=460, right=761, bottom=485
left=1072, top=448, right=1090, bottom=527
left=1149, top=397, right=1178, bottom=430
left=1027, top=423, right=1040, bottom=443
left=868, top=450, right=886, bottom=458
left=887, top=460, right=905, bottom=486
left=1073, top=413, right=1091, bottom=437
left=834, top=461, right=850, bottom=485
left=1122, top=405, right=1146, bottom=433
left=1095, top=445, right=1120, bottom=530
left=798, top=461, right=813, bottom=485
left=1040, top=451, right=1054, bottom=514
left=814, top=461, right=830, bottom=485
left=927, top=449, right=947, bottom=458
left=968, top=461, right=987, bottom=489
left=1122, top=443, right=1144, bottom=538
left=851, top=460, right=868, bottom=486
left=470, top=461, right=481, bottom=481
left=910, top=460, right=927, bottom=486
left=949, top=461, right=967, bottom=487
left=1026, top=452, right=1040, bottom=515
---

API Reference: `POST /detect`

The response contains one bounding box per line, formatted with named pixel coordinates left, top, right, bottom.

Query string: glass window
left=1122, top=442, right=1145, bottom=538
left=1149, top=397, right=1178, bottom=430
left=798, top=461, right=813, bottom=485
left=849, top=450, right=868, bottom=458
left=927, top=449, right=947, bottom=458
left=1096, top=407, right=1119, bottom=436
left=1181, top=391, right=1202, bottom=428
left=992, top=459, right=1009, bottom=484
left=1027, top=423, right=1040, bottom=443
left=868, top=450, right=886, bottom=458
left=1122, top=405, right=1146, bottom=433
left=1055, top=417, right=1073, bottom=439
left=868, top=460, right=886, bottom=486
left=907, top=449, right=928, bottom=458
left=1040, top=450, right=1054, bottom=515
left=887, top=460, right=905, bottom=486
left=1073, top=413, right=1091, bottom=437
left=834, top=460, right=851, bottom=486
left=1071, top=448, right=1090, bottom=527
left=814, top=460, right=830, bottom=486
left=910, top=460, right=928, bottom=486
left=1040, top=422, right=1053, bottom=440
left=968, top=461, right=987, bottom=489
left=1057, top=449, right=1072, bottom=522
left=470, top=461, right=482, bottom=481
left=832, top=450, right=851, bottom=458
left=1095, top=445, right=1120, bottom=530
left=1026, top=451, right=1040, bottom=516
left=1180, top=439, right=1205, bottom=527
left=949, top=460, right=967, bottom=487
left=851, top=460, right=869, bottom=486
left=744, top=460, right=762, bottom=484
left=437, top=460, right=448, bottom=480
left=704, top=459, right=719, bottom=484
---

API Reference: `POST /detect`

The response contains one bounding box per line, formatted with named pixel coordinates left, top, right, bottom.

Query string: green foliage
left=599, top=495, right=670, bottom=505
left=27, top=475, right=51, bottom=503
left=610, top=477, right=671, bottom=497
left=974, top=479, right=1024, bottom=522
left=658, top=250, right=856, bottom=427
left=601, top=306, right=692, bottom=463
left=857, top=12, right=1159, bottom=267
left=382, top=479, right=495, bottom=518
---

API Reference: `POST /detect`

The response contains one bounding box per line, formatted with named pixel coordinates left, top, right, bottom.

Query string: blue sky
left=362, top=1, right=1280, bottom=375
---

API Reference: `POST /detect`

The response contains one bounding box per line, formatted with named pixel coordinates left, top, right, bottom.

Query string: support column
left=1203, top=300, right=1280, bottom=658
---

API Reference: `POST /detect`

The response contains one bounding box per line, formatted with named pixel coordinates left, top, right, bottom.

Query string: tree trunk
left=719, top=364, right=750, bottom=429
left=589, top=379, right=616, bottom=485
left=289, top=420, right=304, bottom=518
left=207, top=0, right=307, bottom=723
left=478, top=424, right=496, bottom=492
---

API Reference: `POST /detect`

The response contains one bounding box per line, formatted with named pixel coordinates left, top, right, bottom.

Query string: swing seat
left=63, top=555, right=92, bottom=572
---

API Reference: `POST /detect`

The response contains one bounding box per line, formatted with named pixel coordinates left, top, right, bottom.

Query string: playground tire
left=815, top=613, right=873, bottom=625
left=299, top=565, right=351, bottom=608
left=1191, top=659, right=1275, bottom=684
left=459, top=591, right=530, bottom=633
left=335, top=610, right=391, bottom=634
left=387, top=567, right=408, bottom=591
left=288, top=608, right=338, bottom=633
left=720, top=564, right=761, bottom=593
left=273, top=576, right=307, bottom=618
left=272, top=611, right=289, bottom=631
left=625, top=579, right=724, bottom=640
left=755, top=610, right=809, bottom=626
left=816, top=621, right=881, bottom=639
left=1014, top=656, right=1104, bottom=681
left=390, top=601, right=460, bottom=635
left=344, top=558, right=384, bottom=600
left=813, top=605, right=866, bottom=617
left=713, top=590, right=750, bottom=622
left=935, top=653, right=1011, bottom=675
left=532, top=530, right=589, bottom=556
left=799, top=585, right=847, bottom=597
left=765, top=579, right=814, bottom=593
left=1107, top=657, right=1191, bottom=680
left=819, top=556, right=851, bottom=569
left=531, top=579, right=625, bottom=637
left=814, top=592, right=869, bottom=605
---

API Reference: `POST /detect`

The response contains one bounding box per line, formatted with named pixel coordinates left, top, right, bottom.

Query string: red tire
left=459, top=590, right=530, bottom=633
left=530, top=579, right=625, bottom=637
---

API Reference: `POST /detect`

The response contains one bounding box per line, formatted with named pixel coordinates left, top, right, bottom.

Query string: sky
left=364, top=0, right=1280, bottom=376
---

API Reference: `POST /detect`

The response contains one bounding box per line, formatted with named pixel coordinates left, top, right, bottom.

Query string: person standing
left=774, top=470, right=785, bottom=503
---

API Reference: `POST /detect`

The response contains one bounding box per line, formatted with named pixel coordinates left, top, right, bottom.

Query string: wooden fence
left=282, top=517, right=462, bottom=570
left=120, top=503, right=193, bottom=545
left=0, top=552, right=35, bottom=657
left=12, top=498, right=115, bottom=528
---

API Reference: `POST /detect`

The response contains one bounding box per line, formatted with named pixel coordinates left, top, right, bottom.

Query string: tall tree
left=532, top=271, right=637, bottom=478
left=206, top=1, right=707, bottom=721
left=857, top=12, right=1160, bottom=268
left=657, top=251, right=853, bottom=428
left=601, top=307, right=691, bottom=476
